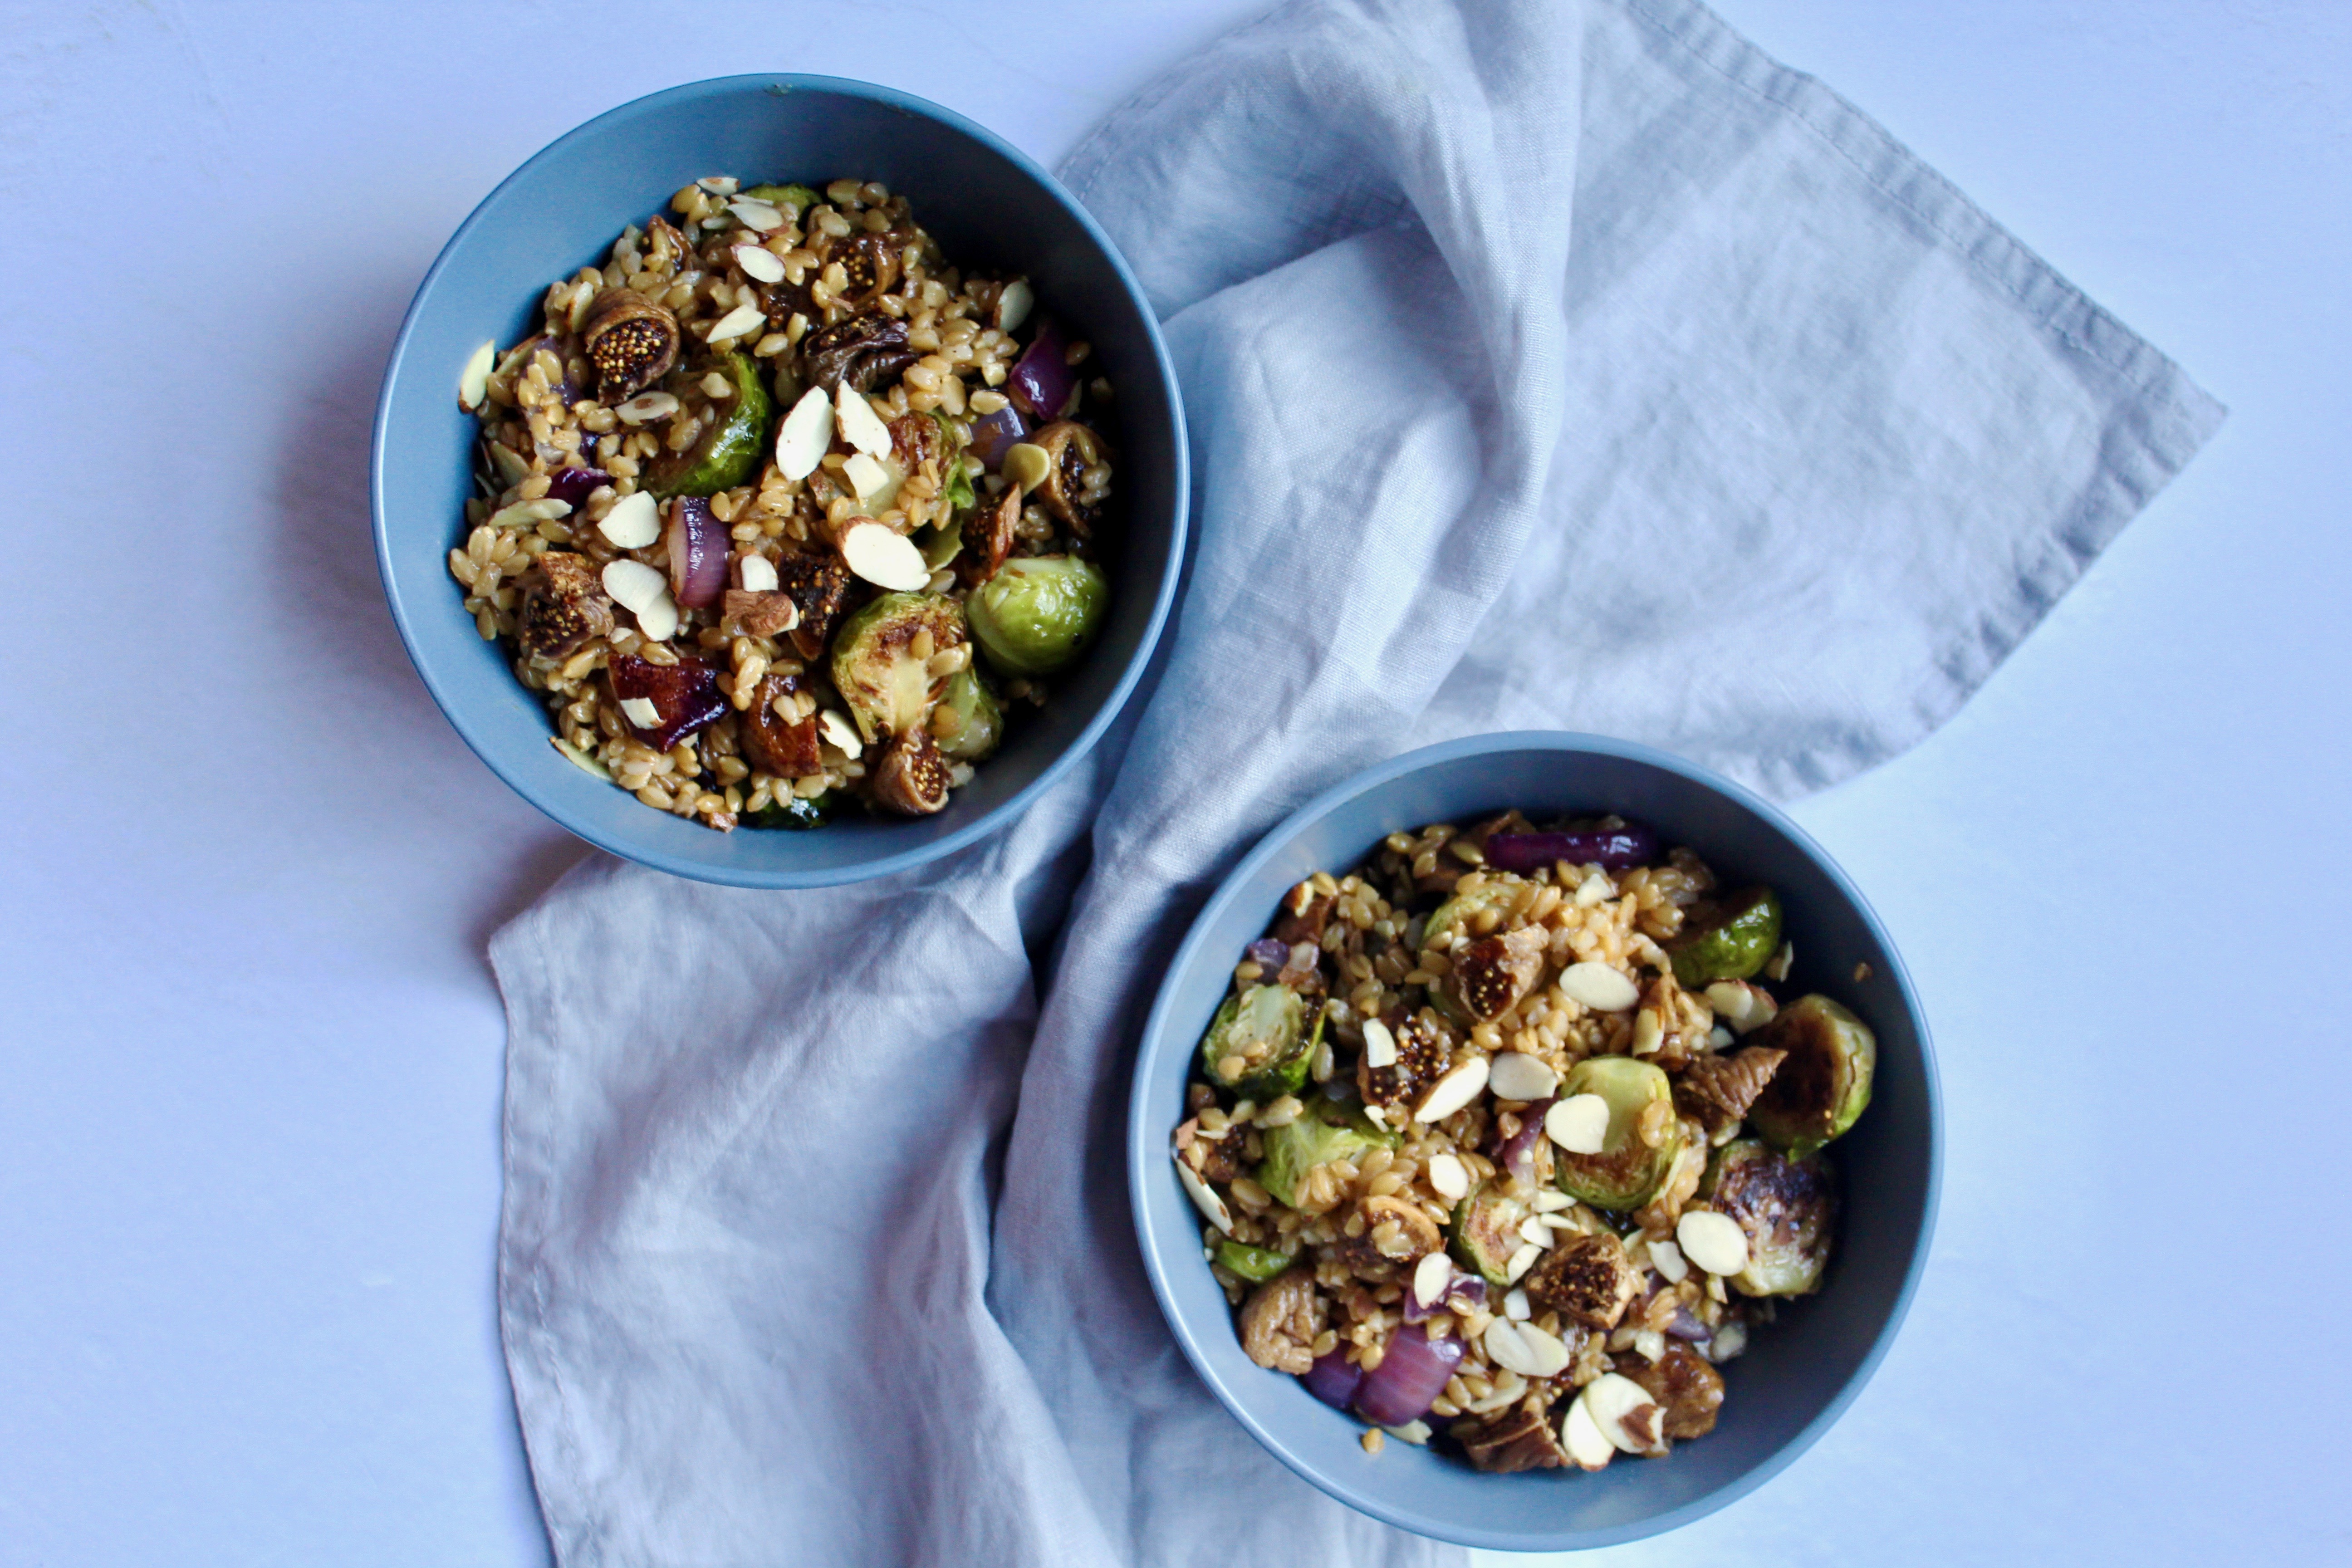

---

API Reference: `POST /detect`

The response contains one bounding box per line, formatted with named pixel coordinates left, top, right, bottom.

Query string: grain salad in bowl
left=1170, top=812, right=1877, bottom=1474
left=447, top=175, right=1116, bottom=831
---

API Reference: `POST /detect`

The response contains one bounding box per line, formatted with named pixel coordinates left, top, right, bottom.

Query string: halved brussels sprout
left=932, top=666, right=1002, bottom=762
left=1747, top=995, right=1876, bottom=1156
left=1449, top=1178, right=1535, bottom=1287
left=1552, top=1056, right=1681, bottom=1212
left=1254, top=1090, right=1396, bottom=1208
left=829, top=592, right=967, bottom=744
left=1665, top=885, right=1782, bottom=987
left=1215, top=1240, right=1295, bottom=1284
left=1197, top=984, right=1308, bottom=1101
left=1422, top=881, right=1524, bottom=951
left=967, top=554, right=1107, bottom=676
left=743, top=789, right=842, bottom=830
left=1700, top=1138, right=1835, bottom=1296
left=646, top=351, right=773, bottom=499
left=739, top=182, right=820, bottom=213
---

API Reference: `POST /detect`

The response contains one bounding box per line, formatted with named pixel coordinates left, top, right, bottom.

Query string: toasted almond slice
left=1487, top=1052, right=1558, bottom=1102
left=1560, top=961, right=1639, bottom=1011
left=615, top=391, right=680, bottom=426
left=839, top=520, right=929, bottom=591
left=1584, top=1372, right=1665, bottom=1454
left=1764, top=940, right=1794, bottom=982
left=1002, top=441, right=1051, bottom=493
left=1563, top=1391, right=1616, bottom=1470
left=1481, top=1318, right=1539, bottom=1377
left=1411, top=1252, right=1451, bottom=1308
left=817, top=709, right=863, bottom=759
left=634, top=589, right=679, bottom=642
left=1709, top=1024, right=1735, bottom=1049
left=618, top=696, right=661, bottom=729
left=1363, top=1102, right=1387, bottom=1128
left=1504, top=1242, right=1540, bottom=1284
left=696, top=175, right=739, bottom=196
left=600, top=558, right=667, bottom=614
left=1631, top=1007, right=1665, bottom=1057
left=458, top=339, right=495, bottom=410
left=834, top=382, right=895, bottom=458
left=1362, top=1017, right=1399, bottom=1069
left=843, top=451, right=892, bottom=500
left=737, top=553, right=779, bottom=592
left=706, top=303, right=767, bottom=343
left=774, top=385, right=835, bottom=480
left=1425, top=1151, right=1468, bottom=1203
left=597, top=490, right=660, bottom=549
left=727, top=197, right=784, bottom=231
left=1515, top=1322, right=1571, bottom=1377
left=1504, top=1287, right=1531, bottom=1321
left=550, top=736, right=611, bottom=779
left=1544, top=1094, right=1610, bottom=1155
left=997, top=278, right=1034, bottom=333
left=1383, top=1419, right=1432, bottom=1446
left=733, top=244, right=785, bottom=284
left=1530, top=1190, right=1573, bottom=1214
left=1413, top=1055, right=1490, bottom=1123
left=1706, top=1321, right=1749, bottom=1361
left=1676, top=1209, right=1750, bottom=1277
left=1574, top=869, right=1614, bottom=907
left=1175, top=1157, right=1233, bottom=1235
left=1648, top=1236, right=1690, bottom=1284
left=1518, top=1215, right=1552, bottom=1249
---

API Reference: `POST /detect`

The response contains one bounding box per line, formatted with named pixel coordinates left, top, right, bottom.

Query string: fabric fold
left=494, top=1, right=2220, bottom=1563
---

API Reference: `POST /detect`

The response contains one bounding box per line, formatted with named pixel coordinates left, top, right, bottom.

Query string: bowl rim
left=370, top=72, right=1188, bottom=888
left=1125, top=729, right=1943, bottom=1549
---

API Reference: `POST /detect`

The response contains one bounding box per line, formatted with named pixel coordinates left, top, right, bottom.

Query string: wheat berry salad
left=446, top=175, right=1117, bottom=830
left=1168, top=812, right=1878, bottom=1472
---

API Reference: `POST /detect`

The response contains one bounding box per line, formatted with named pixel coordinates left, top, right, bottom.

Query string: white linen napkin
left=490, top=2, right=2222, bottom=1563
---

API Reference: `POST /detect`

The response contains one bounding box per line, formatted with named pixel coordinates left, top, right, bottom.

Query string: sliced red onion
left=665, top=497, right=729, bottom=609
left=1302, top=1347, right=1364, bottom=1411
left=967, top=402, right=1031, bottom=473
left=1664, top=1304, right=1712, bottom=1342
left=1351, top=1329, right=1465, bottom=1428
left=1007, top=317, right=1075, bottom=421
left=1490, top=1098, right=1553, bottom=1188
left=543, top=466, right=611, bottom=508
left=608, top=654, right=727, bottom=750
left=1485, top=825, right=1660, bottom=873
left=1245, top=938, right=1290, bottom=971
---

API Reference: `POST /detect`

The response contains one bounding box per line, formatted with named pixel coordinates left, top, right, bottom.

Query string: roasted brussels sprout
left=1747, top=995, right=1876, bottom=1157
left=743, top=789, right=843, bottom=830
left=1215, top=1240, right=1295, bottom=1284
left=931, top=666, right=1003, bottom=762
left=1421, top=881, right=1524, bottom=951
left=966, top=555, right=1107, bottom=677
left=1448, top=1178, right=1535, bottom=1287
left=645, top=351, right=773, bottom=499
left=1701, top=1138, right=1836, bottom=1297
left=1197, top=984, right=1308, bottom=1101
left=1665, top=885, right=1782, bottom=986
left=1254, top=1091, right=1396, bottom=1208
left=739, top=182, right=820, bottom=213
left=828, top=592, right=968, bottom=744
left=1552, top=1056, right=1682, bottom=1212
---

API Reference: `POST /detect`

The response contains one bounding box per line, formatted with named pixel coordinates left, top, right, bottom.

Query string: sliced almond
left=737, top=553, right=779, bottom=592
left=1631, top=1007, right=1665, bottom=1057
left=1518, top=1216, right=1553, bottom=1249
left=457, top=339, right=495, bottom=410
left=1361, top=1017, right=1399, bottom=1069
left=842, top=451, right=893, bottom=500
left=1411, top=1252, right=1451, bottom=1308
left=727, top=197, right=784, bottom=231
left=839, top=520, right=929, bottom=591
left=615, top=391, right=680, bottom=426
left=1175, top=1158, right=1233, bottom=1235
left=1676, top=1209, right=1750, bottom=1278
left=617, top=696, right=661, bottom=729
left=1413, top=1055, right=1490, bottom=1123
left=1487, top=1052, right=1558, bottom=1102
left=1585, top=1372, right=1666, bottom=1454
left=1481, top=1318, right=1540, bottom=1377
left=600, top=559, right=668, bottom=614
left=696, top=175, right=739, bottom=196
left=1704, top=980, right=1779, bottom=1034
left=1002, top=441, right=1051, bottom=493
left=1504, top=1242, right=1540, bottom=1284
left=1574, top=869, right=1614, bottom=907
left=705, top=303, right=766, bottom=344
left=1709, top=1024, right=1735, bottom=1049
left=1514, top=1322, right=1571, bottom=1377
left=550, top=736, right=610, bottom=779
left=733, top=244, right=785, bottom=284
left=774, top=385, right=835, bottom=480
left=1531, top=1190, right=1573, bottom=1214
left=1764, top=940, right=1795, bottom=982
left=834, top=382, right=895, bottom=458
left=1559, top=962, right=1639, bottom=1011
left=1503, top=1287, right=1531, bottom=1321
left=596, top=490, right=660, bottom=549
left=1425, top=1151, right=1468, bottom=1203
left=634, top=589, right=679, bottom=642
left=997, top=278, right=1034, bottom=333
left=817, top=708, right=863, bottom=760
left=1562, top=1391, right=1616, bottom=1470
left=1544, top=1094, right=1610, bottom=1155
left=1648, top=1236, right=1690, bottom=1284
left=1383, top=1419, right=1432, bottom=1446
left=1707, top=1321, right=1749, bottom=1361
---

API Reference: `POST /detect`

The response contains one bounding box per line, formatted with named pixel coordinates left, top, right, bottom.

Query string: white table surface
left=4, top=1, right=2345, bottom=1563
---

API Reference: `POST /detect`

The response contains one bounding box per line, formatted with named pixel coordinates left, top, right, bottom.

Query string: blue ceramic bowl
left=1128, top=733, right=1939, bottom=1550
left=372, top=76, right=1185, bottom=887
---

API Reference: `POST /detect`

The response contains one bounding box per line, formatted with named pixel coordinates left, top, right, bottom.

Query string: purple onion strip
left=966, top=402, right=1031, bottom=473
left=1007, top=318, right=1075, bottom=422
left=1351, top=1328, right=1465, bottom=1428
left=543, top=466, right=611, bottom=508
left=1245, top=938, right=1290, bottom=972
left=666, top=497, right=729, bottom=609
left=1484, top=825, right=1661, bottom=874
left=1302, top=1347, right=1364, bottom=1411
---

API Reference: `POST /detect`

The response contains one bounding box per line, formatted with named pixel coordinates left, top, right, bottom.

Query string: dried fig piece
left=607, top=653, right=726, bottom=751
left=741, top=673, right=822, bottom=778
left=771, top=552, right=853, bottom=660
left=1455, top=1397, right=1568, bottom=1473
left=1237, top=1270, right=1322, bottom=1375
left=581, top=288, right=680, bottom=402
left=1028, top=420, right=1111, bottom=536
left=1523, top=1230, right=1642, bottom=1330
left=722, top=589, right=801, bottom=638
left=956, top=488, right=1019, bottom=588
left=1675, top=1045, right=1788, bottom=1132
left=1452, top=925, right=1547, bottom=1021
left=1357, top=1010, right=1451, bottom=1112
left=1617, top=1341, right=1725, bottom=1439
left=799, top=313, right=919, bottom=395
left=869, top=727, right=952, bottom=816
left=1331, top=1194, right=1444, bottom=1275
left=832, top=230, right=902, bottom=311
left=516, top=551, right=613, bottom=659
